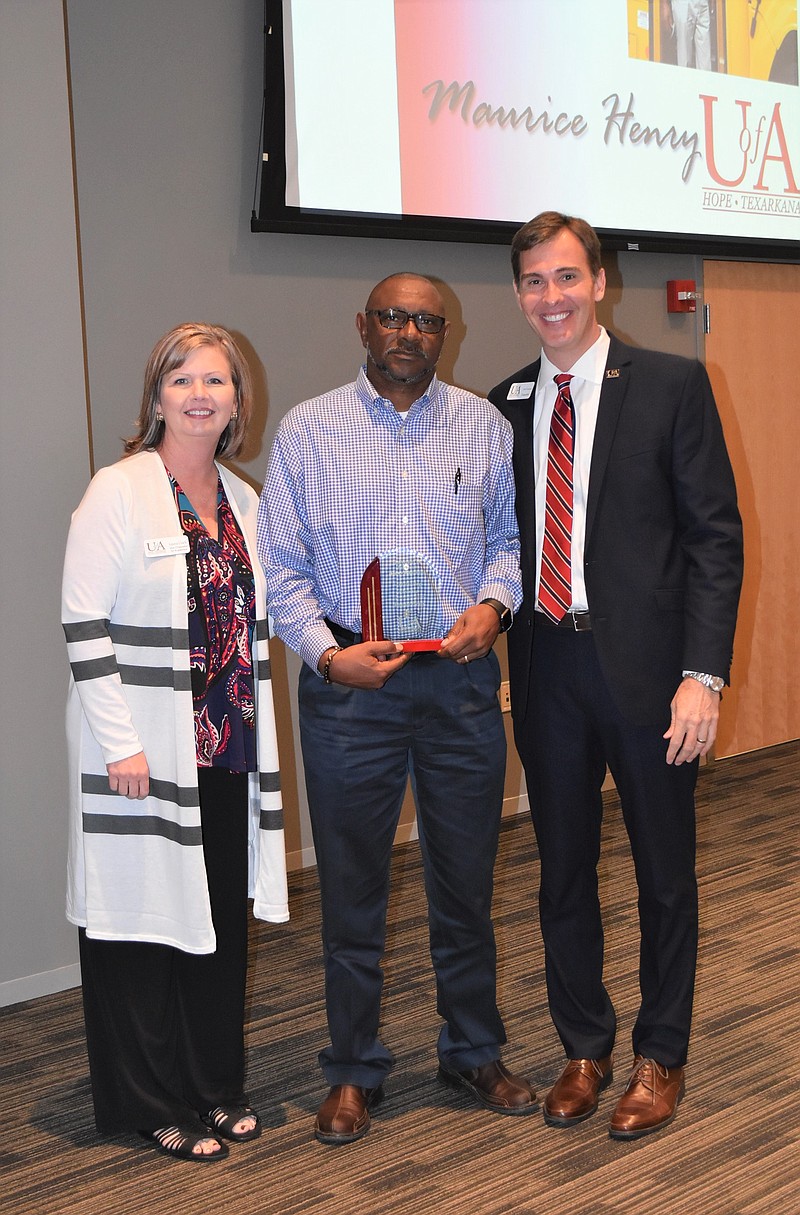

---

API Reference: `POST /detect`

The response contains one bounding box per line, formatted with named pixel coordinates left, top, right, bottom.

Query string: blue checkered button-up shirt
left=258, top=368, right=522, bottom=673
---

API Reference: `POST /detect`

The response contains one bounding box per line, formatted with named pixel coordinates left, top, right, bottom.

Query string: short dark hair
left=511, top=212, right=602, bottom=283
left=124, top=323, right=253, bottom=458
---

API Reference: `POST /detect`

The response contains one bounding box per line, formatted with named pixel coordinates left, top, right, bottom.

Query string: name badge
left=144, top=535, right=190, bottom=557
left=507, top=381, right=535, bottom=400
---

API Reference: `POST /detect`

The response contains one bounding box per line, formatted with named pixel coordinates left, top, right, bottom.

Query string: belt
left=534, top=609, right=593, bottom=632
left=325, top=619, right=362, bottom=647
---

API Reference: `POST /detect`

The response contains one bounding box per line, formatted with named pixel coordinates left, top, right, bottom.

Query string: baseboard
left=3, top=797, right=531, bottom=1005
left=503, top=791, right=531, bottom=818
left=0, top=962, right=81, bottom=1009
left=286, top=843, right=318, bottom=872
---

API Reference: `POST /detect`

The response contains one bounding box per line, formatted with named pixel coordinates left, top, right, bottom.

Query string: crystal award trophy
left=360, top=550, right=443, bottom=651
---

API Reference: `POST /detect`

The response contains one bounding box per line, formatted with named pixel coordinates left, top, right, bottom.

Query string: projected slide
left=267, top=0, right=799, bottom=248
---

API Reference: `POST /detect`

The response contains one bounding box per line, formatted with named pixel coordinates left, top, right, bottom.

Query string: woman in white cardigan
left=62, top=323, right=288, bottom=1162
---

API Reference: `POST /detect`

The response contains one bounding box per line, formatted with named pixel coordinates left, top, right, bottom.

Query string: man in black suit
left=489, top=212, right=742, bottom=1139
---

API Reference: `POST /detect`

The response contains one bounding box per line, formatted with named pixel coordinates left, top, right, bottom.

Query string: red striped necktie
left=538, top=373, right=575, bottom=623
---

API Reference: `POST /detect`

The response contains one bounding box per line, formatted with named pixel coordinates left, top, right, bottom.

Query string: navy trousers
left=515, top=627, right=698, bottom=1068
left=299, top=651, right=508, bottom=1088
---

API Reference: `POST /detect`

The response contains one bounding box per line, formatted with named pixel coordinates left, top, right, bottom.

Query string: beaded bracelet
left=322, top=646, right=342, bottom=684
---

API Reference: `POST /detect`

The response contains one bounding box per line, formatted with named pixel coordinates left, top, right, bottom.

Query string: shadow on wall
left=231, top=328, right=270, bottom=475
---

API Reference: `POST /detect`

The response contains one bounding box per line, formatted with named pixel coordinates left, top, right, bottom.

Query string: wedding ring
left=697, top=737, right=706, bottom=743
left=463, top=654, right=470, bottom=664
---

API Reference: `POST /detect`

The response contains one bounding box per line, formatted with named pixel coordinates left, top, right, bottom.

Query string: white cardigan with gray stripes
left=62, top=450, right=288, bottom=953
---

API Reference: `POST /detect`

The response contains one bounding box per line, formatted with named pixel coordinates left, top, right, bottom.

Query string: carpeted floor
left=1, top=742, right=798, bottom=1214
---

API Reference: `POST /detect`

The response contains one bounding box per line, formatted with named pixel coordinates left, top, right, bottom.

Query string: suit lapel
left=585, top=337, right=631, bottom=547
left=502, top=360, right=540, bottom=587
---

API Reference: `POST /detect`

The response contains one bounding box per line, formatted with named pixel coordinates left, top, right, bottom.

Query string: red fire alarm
left=666, top=280, right=698, bottom=313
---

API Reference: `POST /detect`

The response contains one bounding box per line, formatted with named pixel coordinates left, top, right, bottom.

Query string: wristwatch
left=683, top=670, right=725, bottom=693
left=480, top=598, right=513, bottom=633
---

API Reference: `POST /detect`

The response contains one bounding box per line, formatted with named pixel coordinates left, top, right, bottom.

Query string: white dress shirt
left=533, top=328, right=610, bottom=612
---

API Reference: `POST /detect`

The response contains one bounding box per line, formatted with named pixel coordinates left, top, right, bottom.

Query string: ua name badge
left=144, top=535, right=190, bottom=557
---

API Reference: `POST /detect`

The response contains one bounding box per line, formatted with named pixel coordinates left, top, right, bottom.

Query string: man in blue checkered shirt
left=258, top=273, right=537, bottom=1144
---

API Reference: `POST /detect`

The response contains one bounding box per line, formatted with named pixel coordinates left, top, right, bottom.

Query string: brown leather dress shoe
left=314, top=1084, right=384, bottom=1145
left=543, top=1055, right=613, bottom=1127
left=437, top=1059, right=539, bottom=1115
left=609, top=1056, right=685, bottom=1140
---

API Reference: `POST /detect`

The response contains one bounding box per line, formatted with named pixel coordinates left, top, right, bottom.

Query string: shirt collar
left=356, top=365, right=440, bottom=417
left=540, top=327, right=610, bottom=389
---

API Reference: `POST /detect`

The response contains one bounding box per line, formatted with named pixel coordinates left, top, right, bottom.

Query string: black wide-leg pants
left=78, top=768, right=250, bottom=1133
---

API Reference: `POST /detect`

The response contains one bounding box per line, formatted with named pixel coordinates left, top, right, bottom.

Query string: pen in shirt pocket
left=454, top=467, right=461, bottom=496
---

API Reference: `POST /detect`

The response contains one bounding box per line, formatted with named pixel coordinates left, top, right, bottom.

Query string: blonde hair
left=125, top=323, right=253, bottom=458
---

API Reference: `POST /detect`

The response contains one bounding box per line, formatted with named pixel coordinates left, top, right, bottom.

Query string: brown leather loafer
left=609, top=1056, right=685, bottom=1140
left=313, top=1084, right=384, bottom=1145
left=543, top=1055, right=613, bottom=1127
left=438, top=1059, right=539, bottom=1115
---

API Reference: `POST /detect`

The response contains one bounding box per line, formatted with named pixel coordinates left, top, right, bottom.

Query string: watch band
left=480, top=598, right=513, bottom=633
left=683, top=670, right=724, bottom=693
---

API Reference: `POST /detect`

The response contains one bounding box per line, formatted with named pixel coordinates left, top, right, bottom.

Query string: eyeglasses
left=365, top=308, right=446, bottom=334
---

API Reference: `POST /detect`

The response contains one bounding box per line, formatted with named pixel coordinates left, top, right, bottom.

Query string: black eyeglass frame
left=365, top=308, right=447, bottom=334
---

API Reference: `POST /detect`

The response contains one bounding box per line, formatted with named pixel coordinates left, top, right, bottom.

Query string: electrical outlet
left=499, top=681, right=511, bottom=713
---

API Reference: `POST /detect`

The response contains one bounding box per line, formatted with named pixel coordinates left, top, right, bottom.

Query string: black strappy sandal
left=201, top=1105, right=262, bottom=1142
left=140, top=1125, right=229, bottom=1161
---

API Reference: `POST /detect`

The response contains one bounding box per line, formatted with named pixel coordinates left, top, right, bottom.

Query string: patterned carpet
left=1, top=741, right=798, bottom=1215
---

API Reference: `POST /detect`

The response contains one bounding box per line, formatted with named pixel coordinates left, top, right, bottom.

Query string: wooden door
left=703, top=260, right=800, bottom=757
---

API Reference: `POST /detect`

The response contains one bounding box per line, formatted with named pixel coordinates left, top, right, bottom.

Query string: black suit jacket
left=489, top=333, right=743, bottom=727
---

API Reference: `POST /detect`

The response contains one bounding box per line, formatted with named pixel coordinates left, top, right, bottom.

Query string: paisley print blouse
left=169, top=472, right=256, bottom=773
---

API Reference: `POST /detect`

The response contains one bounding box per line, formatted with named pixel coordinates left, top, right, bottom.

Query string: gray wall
left=0, top=0, right=91, bottom=1004
left=0, top=0, right=703, bottom=1004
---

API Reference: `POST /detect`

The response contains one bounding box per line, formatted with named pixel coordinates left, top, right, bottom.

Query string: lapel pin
left=605, top=368, right=620, bottom=379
